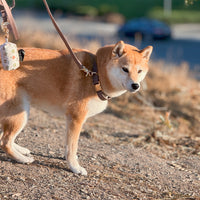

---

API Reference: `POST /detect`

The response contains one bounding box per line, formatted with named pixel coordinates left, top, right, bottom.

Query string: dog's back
left=0, top=48, right=96, bottom=107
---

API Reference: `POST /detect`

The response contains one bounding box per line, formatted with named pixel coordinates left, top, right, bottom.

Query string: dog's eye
left=138, top=70, right=142, bottom=74
left=122, top=67, right=129, bottom=73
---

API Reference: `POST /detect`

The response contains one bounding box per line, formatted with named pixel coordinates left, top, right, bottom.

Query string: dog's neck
left=92, top=62, right=111, bottom=101
left=95, top=53, right=126, bottom=99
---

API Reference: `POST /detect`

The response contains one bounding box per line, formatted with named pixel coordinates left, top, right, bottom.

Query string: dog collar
left=92, top=61, right=111, bottom=101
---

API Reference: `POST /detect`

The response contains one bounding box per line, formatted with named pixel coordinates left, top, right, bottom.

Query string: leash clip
left=81, top=66, right=97, bottom=77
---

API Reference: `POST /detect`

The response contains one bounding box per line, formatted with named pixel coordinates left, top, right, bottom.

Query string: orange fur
left=0, top=41, right=152, bottom=175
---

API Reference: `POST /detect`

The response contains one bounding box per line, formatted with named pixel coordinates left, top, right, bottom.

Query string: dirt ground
left=0, top=107, right=200, bottom=200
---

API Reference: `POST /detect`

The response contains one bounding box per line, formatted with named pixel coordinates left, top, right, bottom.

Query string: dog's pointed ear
left=112, top=41, right=125, bottom=58
left=140, top=46, right=153, bottom=61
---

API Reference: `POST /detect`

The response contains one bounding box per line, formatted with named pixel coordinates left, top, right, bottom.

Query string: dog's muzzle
left=128, top=82, right=140, bottom=93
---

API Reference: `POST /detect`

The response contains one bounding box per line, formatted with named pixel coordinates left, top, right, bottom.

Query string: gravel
left=0, top=108, right=200, bottom=199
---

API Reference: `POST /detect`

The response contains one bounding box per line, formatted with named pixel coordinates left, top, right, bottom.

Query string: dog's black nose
left=131, top=83, right=140, bottom=90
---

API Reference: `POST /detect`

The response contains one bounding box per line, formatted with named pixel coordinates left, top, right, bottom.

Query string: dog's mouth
left=127, top=88, right=140, bottom=93
left=131, top=88, right=140, bottom=93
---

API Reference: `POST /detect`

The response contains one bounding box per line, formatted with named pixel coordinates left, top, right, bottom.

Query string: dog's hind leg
left=0, top=96, right=34, bottom=163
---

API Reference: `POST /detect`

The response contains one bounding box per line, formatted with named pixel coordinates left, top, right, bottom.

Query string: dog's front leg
left=65, top=115, right=87, bottom=176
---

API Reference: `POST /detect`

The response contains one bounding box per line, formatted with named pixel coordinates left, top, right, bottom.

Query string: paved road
left=12, top=10, right=200, bottom=73
left=172, top=24, right=200, bottom=41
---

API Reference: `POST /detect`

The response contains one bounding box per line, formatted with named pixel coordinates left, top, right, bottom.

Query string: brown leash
left=42, top=0, right=110, bottom=101
left=0, top=0, right=19, bottom=40
left=42, top=0, right=96, bottom=76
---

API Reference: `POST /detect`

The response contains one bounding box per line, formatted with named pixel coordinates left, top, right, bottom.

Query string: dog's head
left=96, top=41, right=153, bottom=97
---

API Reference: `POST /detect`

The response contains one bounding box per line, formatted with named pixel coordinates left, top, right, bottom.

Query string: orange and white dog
left=0, top=41, right=152, bottom=175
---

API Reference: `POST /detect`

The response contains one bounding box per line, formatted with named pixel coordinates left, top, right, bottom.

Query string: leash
left=43, top=0, right=110, bottom=101
left=0, top=0, right=19, bottom=40
left=42, top=0, right=95, bottom=77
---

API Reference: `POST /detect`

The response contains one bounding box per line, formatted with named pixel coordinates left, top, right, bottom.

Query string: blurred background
left=7, top=0, right=200, bottom=75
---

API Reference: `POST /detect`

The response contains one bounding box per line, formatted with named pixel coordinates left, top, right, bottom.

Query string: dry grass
left=15, top=30, right=101, bottom=53
left=1, top=31, right=200, bottom=138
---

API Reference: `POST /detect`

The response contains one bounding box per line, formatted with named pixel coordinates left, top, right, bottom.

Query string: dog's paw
left=70, top=165, right=88, bottom=176
left=20, top=148, right=31, bottom=156
left=14, top=144, right=31, bottom=155
left=19, top=155, right=34, bottom=164
left=26, top=156, right=35, bottom=164
left=15, top=154, right=34, bottom=164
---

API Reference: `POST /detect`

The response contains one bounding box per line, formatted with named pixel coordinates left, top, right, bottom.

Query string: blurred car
left=118, top=18, right=171, bottom=40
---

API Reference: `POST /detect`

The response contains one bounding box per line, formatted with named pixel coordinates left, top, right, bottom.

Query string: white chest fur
left=86, top=97, right=108, bottom=119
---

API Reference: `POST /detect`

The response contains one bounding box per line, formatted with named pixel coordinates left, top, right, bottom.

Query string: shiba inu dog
left=0, top=41, right=152, bottom=175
